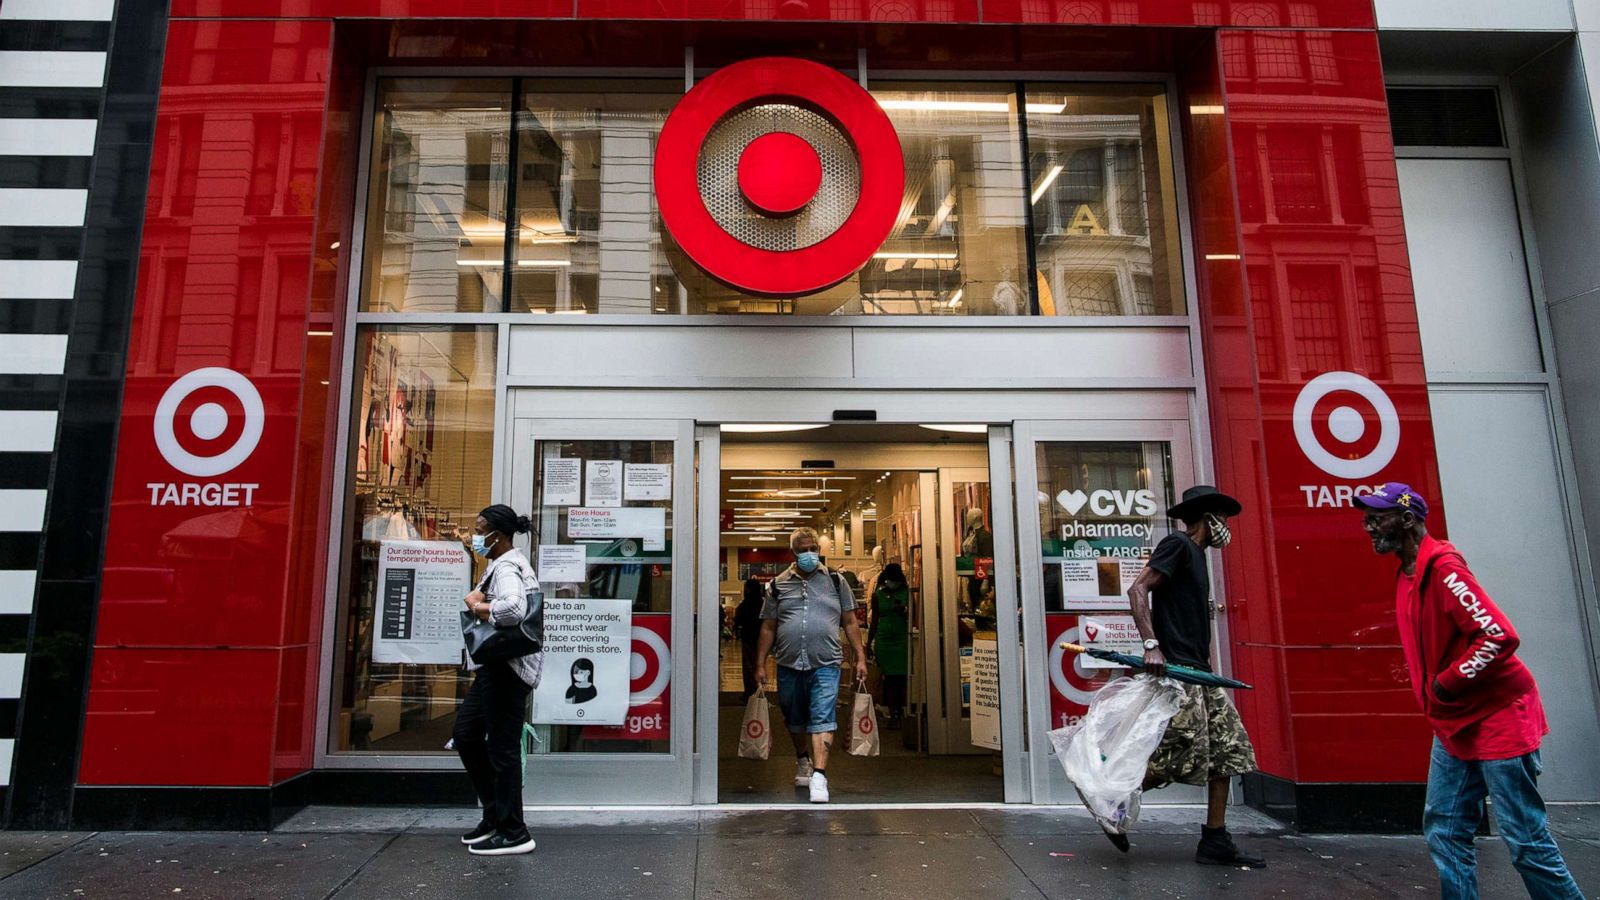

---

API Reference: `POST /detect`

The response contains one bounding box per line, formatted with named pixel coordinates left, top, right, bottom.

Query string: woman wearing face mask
left=867, top=563, right=910, bottom=723
left=454, top=504, right=541, bottom=856
left=565, top=658, right=598, bottom=704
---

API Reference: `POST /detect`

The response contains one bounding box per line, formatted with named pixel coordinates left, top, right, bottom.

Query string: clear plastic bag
left=1048, top=675, right=1185, bottom=835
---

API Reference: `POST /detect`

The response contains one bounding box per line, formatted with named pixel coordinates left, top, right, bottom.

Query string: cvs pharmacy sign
left=1057, top=488, right=1159, bottom=518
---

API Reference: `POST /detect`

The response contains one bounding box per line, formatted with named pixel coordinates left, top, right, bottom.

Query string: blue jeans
left=776, top=665, right=841, bottom=734
left=1424, top=738, right=1583, bottom=900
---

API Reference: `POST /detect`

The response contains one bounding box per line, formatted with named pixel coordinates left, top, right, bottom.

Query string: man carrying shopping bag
left=1120, top=485, right=1266, bottom=868
left=756, top=527, right=869, bottom=804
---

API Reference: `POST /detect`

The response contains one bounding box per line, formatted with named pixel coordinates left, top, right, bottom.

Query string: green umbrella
left=1060, top=642, right=1253, bottom=690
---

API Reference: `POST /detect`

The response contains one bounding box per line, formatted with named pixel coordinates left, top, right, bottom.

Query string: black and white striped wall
left=0, top=0, right=166, bottom=826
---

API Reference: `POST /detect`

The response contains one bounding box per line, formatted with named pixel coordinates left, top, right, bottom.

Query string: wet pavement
left=1, top=804, right=1598, bottom=899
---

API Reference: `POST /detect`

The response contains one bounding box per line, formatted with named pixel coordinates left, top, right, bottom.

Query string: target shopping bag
left=738, top=689, right=771, bottom=760
left=847, top=689, right=879, bottom=757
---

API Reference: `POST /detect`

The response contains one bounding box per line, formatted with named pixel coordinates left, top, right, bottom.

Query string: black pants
left=453, top=662, right=532, bottom=834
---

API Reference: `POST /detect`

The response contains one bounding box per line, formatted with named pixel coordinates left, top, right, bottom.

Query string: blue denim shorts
left=776, top=665, right=841, bottom=734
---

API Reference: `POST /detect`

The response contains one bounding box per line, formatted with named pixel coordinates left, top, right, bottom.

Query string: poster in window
left=372, top=540, right=471, bottom=665
left=585, top=460, right=623, bottom=508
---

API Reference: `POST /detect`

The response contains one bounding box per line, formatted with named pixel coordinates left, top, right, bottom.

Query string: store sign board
left=654, top=57, right=904, bottom=298
left=567, top=507, right=667, bottom=551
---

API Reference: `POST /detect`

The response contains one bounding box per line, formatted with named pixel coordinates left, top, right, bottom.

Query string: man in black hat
left=1119, top=484, right=1265, bottom=868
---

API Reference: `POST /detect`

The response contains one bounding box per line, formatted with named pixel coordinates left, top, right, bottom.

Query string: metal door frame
left=929, top=466, right=995, bottom=757
left=509, top=415, right=697, bottom=804
left=1012, top=418, right=1199, bottom=804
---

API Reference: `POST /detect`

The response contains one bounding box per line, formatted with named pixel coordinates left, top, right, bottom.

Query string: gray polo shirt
left=760, top=565, right=856, bottom=671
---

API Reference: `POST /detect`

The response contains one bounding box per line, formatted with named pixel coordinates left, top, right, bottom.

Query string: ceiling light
left=774, top=489, right=821, bottom=498
left=947, top=288, right=963, bottom=309
left=920, top=424, right=988, bottom=434
left=456, top=259, right=504, bottom=267
left=1031, top=164, right=1064, bottom=204
left=720, top=424, right=829, bottom=433
left=1190, top=105, right=1226, bottom=116
left=517, top=259, right=572, bottom=267
left=873, top=251, right=957, bottom=260
left=1204, top=253, right=1241, bottom=261
left=750, top=536, right=778, bottom=542
left=876, top=99, right=1067, bottom=114
left=731, top=476, right=856, bottom=481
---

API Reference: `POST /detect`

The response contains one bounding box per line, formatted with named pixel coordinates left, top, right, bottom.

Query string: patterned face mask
left=1204, top=513, right=1233, bottom=548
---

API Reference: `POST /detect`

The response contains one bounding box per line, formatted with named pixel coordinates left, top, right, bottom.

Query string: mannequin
left=961, top=508, right=994, bottom=613
left=861, top=546, right=886, bottom=626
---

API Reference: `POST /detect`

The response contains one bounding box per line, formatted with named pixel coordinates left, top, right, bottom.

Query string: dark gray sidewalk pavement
left=1, top=804, right=1599, bottom=899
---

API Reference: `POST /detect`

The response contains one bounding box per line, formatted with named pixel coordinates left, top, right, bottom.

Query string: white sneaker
left=793, top=757, right=814, bottom=787
left=809, top=771, right=830, bottom=804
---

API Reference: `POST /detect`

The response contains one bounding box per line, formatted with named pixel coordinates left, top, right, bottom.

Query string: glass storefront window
left=332, top=326, right=497, bottom=753
left=1023, top=87, right=1186, bottom=316
left=511, top=80, right=683, bottom=315
left=362, top=80, right=513, bottom=313
left=359, top=77, right=1185, bottom=318
left=1035, top=441, right=1174, bottom=613
left=1035, top=441, right=1175, bottom=729
left=529, top=438, right=675, bottom=754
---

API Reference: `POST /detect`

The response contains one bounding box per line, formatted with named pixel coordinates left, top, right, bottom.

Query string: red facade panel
left=79, top=19, right=336, bottom=786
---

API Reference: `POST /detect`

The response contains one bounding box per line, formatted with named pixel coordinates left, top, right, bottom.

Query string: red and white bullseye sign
left=856, top=712, right=875, bottom=735
left=654, top=57, right=905, bottom=297
left=1293, top=371, right=1400, bottom=480
left=745, top=717, right=766, bottom=740
left=153, top=367, right=263, bottom=478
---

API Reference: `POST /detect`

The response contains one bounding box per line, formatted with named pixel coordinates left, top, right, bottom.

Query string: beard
left=1370, top=531, right=1402, bottom=554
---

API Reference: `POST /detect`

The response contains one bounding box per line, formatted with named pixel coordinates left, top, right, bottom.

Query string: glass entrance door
left=1012, top=420, right=1204, bottom=804
left=509, top=416, right=696, bottom=804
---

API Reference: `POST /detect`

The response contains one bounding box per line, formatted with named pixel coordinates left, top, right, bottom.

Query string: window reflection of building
left=359, top=78, right=1187, bottom=318
left=131, top=36, right=323, bottom=380
left=1025, top=88, right=1184, bottom=316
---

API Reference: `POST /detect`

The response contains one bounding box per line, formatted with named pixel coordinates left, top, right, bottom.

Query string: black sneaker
left=460, top=821, right=496, bottom=846
left=469, top=830, right=537, bottom=856
left=1195, top=826, right=1266, bottom=868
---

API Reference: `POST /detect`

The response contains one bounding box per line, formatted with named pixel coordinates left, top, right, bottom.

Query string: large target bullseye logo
left=654, top=57, right=905, bottom=298
left=153, top=367, right=264, bottom=477
left=1293, top=371, right=1400, bottom=480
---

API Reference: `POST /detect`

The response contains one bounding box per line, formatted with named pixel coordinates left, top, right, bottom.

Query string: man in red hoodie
left=1357, top=482, right=1582, bottom=900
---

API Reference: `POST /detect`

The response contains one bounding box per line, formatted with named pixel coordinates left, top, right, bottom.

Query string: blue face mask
left=796, top=551, right=821, bottom=573
left=471, top=533, right=493, bottom=557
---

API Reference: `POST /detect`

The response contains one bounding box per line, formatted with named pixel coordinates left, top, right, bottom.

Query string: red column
left=79, top=20, right=336, bottom=787
left=1182, top=29, right=1444, bottom=796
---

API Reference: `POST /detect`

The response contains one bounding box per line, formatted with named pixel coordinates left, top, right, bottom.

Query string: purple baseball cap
left=1353, top=482, right=1429, bottom=519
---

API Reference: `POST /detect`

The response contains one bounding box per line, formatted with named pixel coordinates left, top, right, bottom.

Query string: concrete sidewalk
left=1, top=804, right=1598, bottom=899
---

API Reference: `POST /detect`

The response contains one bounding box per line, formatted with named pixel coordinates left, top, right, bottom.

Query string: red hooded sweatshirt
left=1396, top=534, right=1540, bottom=750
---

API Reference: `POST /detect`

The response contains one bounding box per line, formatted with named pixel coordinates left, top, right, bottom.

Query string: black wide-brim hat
left=1167, top=485, right=1242, bottom=521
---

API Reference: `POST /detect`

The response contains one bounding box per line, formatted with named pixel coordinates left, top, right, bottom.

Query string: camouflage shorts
left=1144, top=684, right=1257, bottom=788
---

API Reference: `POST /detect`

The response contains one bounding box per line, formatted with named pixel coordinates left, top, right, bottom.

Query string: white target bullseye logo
left=153, top=367, right=264, bottom=477
left=629, top=626, right=672, bottom=706
left=1292, top=371, right=1400, bottom=480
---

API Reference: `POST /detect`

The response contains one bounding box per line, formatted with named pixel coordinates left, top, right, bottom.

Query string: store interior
left=717, top=424, right=1005, bottom=804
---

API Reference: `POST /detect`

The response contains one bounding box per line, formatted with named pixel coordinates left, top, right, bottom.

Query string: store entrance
left=715, top=425, right=1006, bottom=804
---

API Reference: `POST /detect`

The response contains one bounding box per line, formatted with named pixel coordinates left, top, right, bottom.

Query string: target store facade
left=5, top=0, right=1600, bottom=831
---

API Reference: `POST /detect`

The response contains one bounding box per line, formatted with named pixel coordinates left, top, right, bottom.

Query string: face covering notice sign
left=532, top=597, right=633, bottom=725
